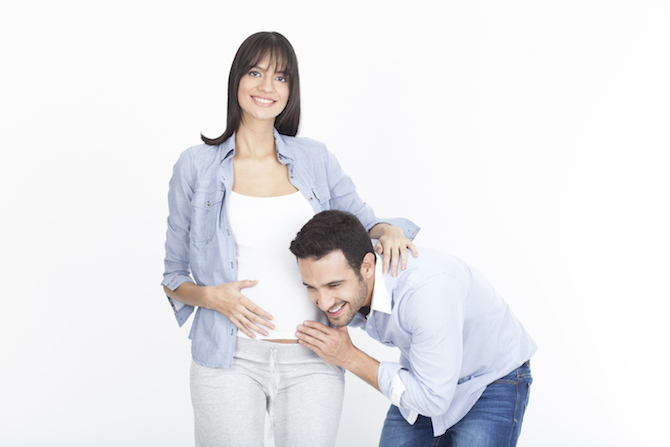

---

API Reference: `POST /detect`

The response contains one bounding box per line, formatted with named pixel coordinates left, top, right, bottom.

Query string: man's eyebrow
left=302, top=280, right=345, bottom=288
left=325, top=280, right=344, bottom=287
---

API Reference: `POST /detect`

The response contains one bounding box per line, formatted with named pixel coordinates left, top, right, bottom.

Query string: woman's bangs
left=248, top=44, right=294, bottom=80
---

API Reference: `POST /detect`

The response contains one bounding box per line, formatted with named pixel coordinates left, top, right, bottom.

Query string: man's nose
left=317, top=292, right=334, bottom=312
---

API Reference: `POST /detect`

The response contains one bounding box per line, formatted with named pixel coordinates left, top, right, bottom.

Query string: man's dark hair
left=290, top=210, right=375, bottom=274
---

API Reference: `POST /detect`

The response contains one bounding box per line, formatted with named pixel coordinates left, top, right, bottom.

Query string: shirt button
left=206, top=202, right=211, bottom=208
left=309, top=197, right=314, bottom=201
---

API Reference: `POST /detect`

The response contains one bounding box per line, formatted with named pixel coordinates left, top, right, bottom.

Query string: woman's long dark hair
left=202, top=32, right=301, bottom=145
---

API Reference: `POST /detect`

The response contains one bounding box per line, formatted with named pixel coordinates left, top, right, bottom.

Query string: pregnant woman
left=161, top=31, right=419, bottom=447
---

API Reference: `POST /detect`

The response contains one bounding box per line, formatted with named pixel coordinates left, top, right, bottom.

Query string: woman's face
left=237, top=54, right=290, bottom=126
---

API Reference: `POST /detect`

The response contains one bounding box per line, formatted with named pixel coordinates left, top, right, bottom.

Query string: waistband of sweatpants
left=233, top=337, right=321, bottom=364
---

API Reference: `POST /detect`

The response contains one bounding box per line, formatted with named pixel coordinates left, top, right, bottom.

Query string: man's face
left=297, top=250, right=368, bottom=327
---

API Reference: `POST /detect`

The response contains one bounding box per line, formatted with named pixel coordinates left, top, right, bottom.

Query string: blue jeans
left=379, top=361, right=532, bottom=447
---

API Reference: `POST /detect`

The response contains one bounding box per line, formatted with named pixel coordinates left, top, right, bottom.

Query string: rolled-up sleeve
left=378, top=361, right=405, bottom=405
left=161, top=149, right=196, bottom=326
left=376, top=274, right=467, bottom=418
left=324, top=150, right=420, bottom=240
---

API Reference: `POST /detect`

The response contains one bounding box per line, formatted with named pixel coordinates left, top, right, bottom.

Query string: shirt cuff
left=379, top=362, right=419, bottom=424
left=378, top=361, right=405, bottom=403
left=166, top=296, right=194, bottom=327
left=161, top=274, right=195, bottom=327
left=391, top=373, right=406, bottom=407
left=369, top=218, right=421, bottom=241
left=162, top=273, right=193, bottom=291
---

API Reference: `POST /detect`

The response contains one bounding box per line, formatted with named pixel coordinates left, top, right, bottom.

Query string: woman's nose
left=259, top=75, right=274, bottom=92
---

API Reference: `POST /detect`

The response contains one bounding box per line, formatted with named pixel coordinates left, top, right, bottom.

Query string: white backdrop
left=1, top=1, right=668, bottom=446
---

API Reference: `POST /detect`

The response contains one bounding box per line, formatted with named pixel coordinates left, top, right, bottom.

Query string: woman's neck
left=235, top=121, right=276, bottom=159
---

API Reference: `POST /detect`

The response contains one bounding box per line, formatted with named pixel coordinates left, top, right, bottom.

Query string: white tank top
left=228, top=190, right=327, bottom=339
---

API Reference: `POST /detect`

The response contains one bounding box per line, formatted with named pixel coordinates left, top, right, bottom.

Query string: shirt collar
left=370, top=259, right=393, bottom=315
left=219, top=132, right=236, bottom=161
left=219, top=128, right=294, bottom=163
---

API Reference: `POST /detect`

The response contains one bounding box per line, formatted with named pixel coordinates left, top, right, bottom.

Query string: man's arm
left=379, top=274, right=466, bottom=416
left=297, top=273, right=468, bottom=418
left=295, top=323, right=381, bottom=392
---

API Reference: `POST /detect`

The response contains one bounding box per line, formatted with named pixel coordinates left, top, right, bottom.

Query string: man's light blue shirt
left=349, top=246, right=537, bottom=436
left=162, top=130, right=419, bottom=368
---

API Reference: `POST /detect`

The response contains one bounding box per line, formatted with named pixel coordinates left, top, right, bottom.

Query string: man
left=290, top=210, right=537, bottom=446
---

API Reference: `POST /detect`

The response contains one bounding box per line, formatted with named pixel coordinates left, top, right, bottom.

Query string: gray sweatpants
left=190, top=337, right=345, bottom=447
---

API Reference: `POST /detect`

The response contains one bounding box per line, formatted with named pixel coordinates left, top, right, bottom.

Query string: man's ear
left=360, top=252, right=376, bottom=279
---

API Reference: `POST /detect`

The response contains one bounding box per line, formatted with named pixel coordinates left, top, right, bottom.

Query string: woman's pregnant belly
left=236, top=250, right=328, bottom=340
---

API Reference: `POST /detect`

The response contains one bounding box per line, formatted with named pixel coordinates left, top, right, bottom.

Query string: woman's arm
left=163, top=281, right=275, bottom=339
left=321, top=149, right=420, bottom=277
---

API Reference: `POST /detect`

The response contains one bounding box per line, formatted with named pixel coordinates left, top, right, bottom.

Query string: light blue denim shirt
left=162, top=130, right=420, bottom=368
left=349, top=246, right=537, bottom=436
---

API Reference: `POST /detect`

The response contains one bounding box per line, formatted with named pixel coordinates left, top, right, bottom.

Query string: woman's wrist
left=368, top=222, right=391, bottom=239
left=199, top=285, right=215, bottom=310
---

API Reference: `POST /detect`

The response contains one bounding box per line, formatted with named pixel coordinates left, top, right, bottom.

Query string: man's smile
left=327, top=302, right=346, bottom=316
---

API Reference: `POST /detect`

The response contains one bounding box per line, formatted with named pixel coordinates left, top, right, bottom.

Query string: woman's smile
left=251, top=96, right=276, bottom=106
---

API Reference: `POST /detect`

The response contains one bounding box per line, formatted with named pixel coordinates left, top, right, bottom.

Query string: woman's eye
left=249, top=70, right=260, bottom=77
left=276, top=76, right=287, bottom=83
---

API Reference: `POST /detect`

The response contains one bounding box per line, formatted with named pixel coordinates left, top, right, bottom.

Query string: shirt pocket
left=190, top=190, right=224, bottom=245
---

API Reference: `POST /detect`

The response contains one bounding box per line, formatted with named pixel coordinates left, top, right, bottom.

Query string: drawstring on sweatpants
left=267, top=346, right=280, bottom=439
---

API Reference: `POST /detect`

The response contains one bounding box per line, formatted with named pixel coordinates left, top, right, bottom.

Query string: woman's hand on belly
left=205, top=280, right=275, bottom=338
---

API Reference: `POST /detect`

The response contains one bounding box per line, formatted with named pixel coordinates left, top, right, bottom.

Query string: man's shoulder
left=381, top=247, right=471, bottom=309
left=381, top=248, right=472, bottom=323
left=394, top=246, right=470, bottom=283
